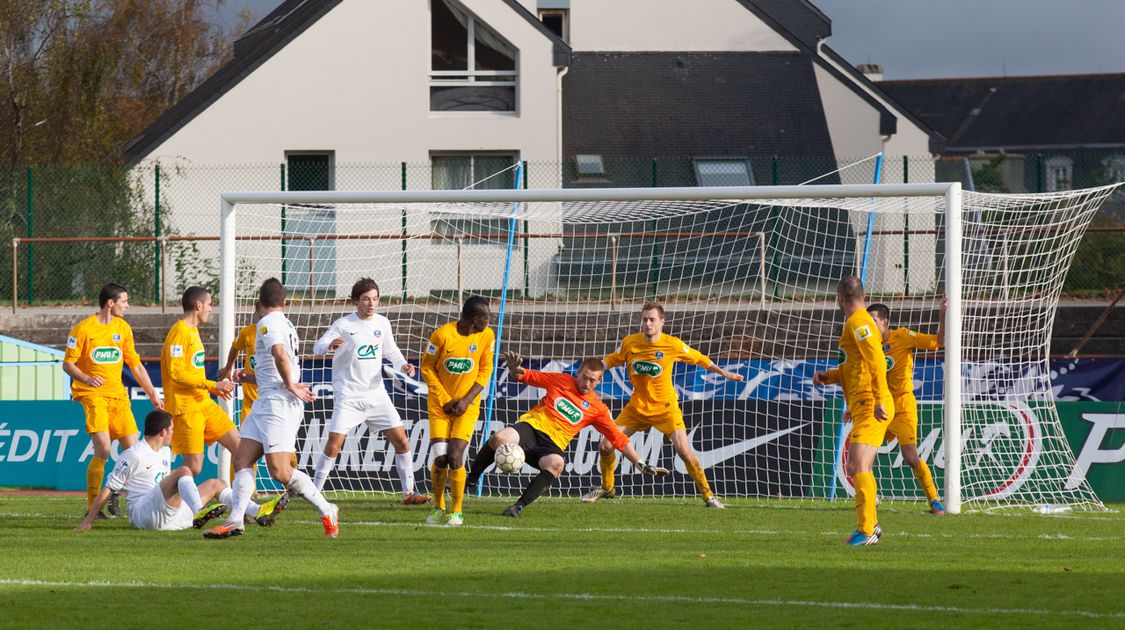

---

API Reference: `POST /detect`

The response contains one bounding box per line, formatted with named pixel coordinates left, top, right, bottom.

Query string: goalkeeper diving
left=466, top=352, right=670, bottom=517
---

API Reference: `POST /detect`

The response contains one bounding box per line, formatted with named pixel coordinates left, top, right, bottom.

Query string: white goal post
left=217, top=182, right=1112, bottom=513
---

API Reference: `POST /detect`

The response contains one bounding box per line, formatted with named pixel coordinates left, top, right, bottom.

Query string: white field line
left=1, top=510, right=1123, bottom=542
left=0, top=578, right=1121, bottom=620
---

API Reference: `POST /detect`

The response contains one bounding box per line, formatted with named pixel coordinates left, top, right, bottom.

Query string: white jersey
left=313, top=313, right=406, bottom=402
left=254, top=310, right=301, bottom=399
left=104, top=440, right=171, bottom=505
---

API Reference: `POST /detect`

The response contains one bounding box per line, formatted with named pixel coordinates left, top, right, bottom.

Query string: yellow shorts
left=428, top=404, right=480, bottom=442
left=848, top=398, right=895, bottom=448
left=171, top=402, right=237, bottom=455
left=886, top=395, right=919, bottom=446
left=615, top=403, right=686, bottom=436
left=80, top=396, right=138, bottom=441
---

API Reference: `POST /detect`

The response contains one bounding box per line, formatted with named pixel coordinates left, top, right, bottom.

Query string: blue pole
left=475, top=162, right=523, bottom=496
left=829, top=153, right=884, bottom=501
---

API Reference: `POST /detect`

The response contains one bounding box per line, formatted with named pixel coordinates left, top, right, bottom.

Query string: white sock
left=313, top=451, right=336, bottom=491
left=219, top=487, right=260, bottom=517
left=395, top=452, right=414, bottom=497
left=287, top=469, right=333, bottom=516
left=177, top=476, right=203, bottom=514
left=224, top=468, right=255, bottom=527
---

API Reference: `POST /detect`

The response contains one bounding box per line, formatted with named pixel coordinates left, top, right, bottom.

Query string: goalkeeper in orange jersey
left=814, top=276, right=894, bottom=546
left=420, top=296, right=495, bottom=527
left=467, top=353, right=669, bottom=517
left=864, top=298, right=947, bottom=515
left=62, top=283, right=163, bottom=519
left=581, top=302, right=743, bottom=508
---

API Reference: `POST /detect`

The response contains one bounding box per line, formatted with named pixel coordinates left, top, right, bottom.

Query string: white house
left=125, top=0, right=942, bottom=299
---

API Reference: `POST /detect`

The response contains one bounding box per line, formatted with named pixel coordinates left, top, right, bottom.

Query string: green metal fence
left=1, top=155, right=1122, bottom=307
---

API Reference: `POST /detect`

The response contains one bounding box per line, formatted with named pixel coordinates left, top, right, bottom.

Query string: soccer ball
left=494, top=443, right=525, bottom=473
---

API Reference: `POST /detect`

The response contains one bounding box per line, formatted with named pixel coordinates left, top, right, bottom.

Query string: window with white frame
left=1044, top=156, right=1073, bottom=192
left=431, top=0, right=518, bottom=112
left=693, top=158, right=755, bottom=187
left=538, top=8, right=569, bottom=42
left=431, top=153, right=519, bottom=245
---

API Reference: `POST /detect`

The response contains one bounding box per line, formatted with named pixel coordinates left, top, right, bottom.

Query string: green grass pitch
left=1, top=494, right=1122, bottom=628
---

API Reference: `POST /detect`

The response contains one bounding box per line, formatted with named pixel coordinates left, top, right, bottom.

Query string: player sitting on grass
left=814, top=276, right=893, bottom=546
left=204, top=278, right=338, bottom=540
left=310, top=278, right=430, bottom=505
left=864, top=298, right=946, bottom=515
left=75, top=410, right=282, bottom=532
left=467, top=352, right=669, bottom=518
left=420, top=296, right=494, bottom=527
left=582, top=302, right=743, bottom=508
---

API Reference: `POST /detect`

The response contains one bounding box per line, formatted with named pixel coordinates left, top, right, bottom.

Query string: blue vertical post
left=475, top=162, right=523, bottom=495
left=829, top=153, right=884, bottom=501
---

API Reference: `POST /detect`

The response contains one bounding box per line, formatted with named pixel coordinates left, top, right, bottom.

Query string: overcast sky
left=223, top=0, right=1125, bottom=80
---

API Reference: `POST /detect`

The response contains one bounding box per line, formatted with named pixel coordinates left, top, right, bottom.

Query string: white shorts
left=329, top=396, right=403, bottom=435
left=240, top=392, right=304, bottom=454
left=128, top=484, right=193, bottom=531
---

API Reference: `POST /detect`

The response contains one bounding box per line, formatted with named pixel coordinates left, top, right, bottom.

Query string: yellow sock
left=86, top=456, right=106, bottom=510
left=853, top=471, right=878, bottom=536
left=683, top=456, right=714, bottom=499
left=600, top=451, right=617, bottom=493
left=912, top=462, right=940, bottom=502
left=449, top=467, right=467, bottom=513
left=431, top=464, right=449, bottom=510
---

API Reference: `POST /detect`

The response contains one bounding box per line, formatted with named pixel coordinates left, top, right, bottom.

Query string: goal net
left=218, top=183, right=1118, bottom=512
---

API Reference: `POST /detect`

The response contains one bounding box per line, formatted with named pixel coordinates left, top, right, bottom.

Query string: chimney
left=857, top=63, right=883, bottom=82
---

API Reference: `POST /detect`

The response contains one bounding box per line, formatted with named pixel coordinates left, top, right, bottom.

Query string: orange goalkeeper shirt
left=64, top=315, right=142, bottom=401
left=517, top=370, right=629, bottom=451
left=603, top=333, right=712, bottom=415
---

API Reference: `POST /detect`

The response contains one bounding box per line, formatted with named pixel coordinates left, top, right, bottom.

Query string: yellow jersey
left=823, top=309, right=892, bottom=408
left=63, top=314, right=142, bottom=401
left=160, top=319, right=217, bottom=416
left=232, top=322, right=258, bottom=405
left=603, top=333, right=711, bottom=416
left=420, top=322, right=495, bottom=408
left=884, top=327, right=939, bottom=399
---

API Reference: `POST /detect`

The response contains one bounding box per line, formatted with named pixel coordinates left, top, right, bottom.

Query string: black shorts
left=514, top=422, right=565, bottom=468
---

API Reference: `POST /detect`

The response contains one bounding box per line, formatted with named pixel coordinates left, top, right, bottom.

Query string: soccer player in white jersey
left=310, top=278, right=430, bottom=505
left=75, top=410, right=275, bottom=532
left=204, top=278, right=340, bottom=539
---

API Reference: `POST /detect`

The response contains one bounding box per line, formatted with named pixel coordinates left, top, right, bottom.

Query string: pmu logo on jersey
left=838, top=349, right=847, bottom=365
left=356, top=344, right=381, bottom=360
left=886, top=356, right=896, bottom=371
left=631, top=360, right=663, bottom=377
left=444, top=357, right=475, bottom=374
left=248, top=356, right=256, bottom=370
left=90, top=346, right=122, bottom=364
left=191, top=350, right=206, bottom=369
left=553, top=397, right=583, bottom=424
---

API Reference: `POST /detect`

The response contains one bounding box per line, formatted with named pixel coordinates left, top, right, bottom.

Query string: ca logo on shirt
left=356, top=344, right=380, bottom=360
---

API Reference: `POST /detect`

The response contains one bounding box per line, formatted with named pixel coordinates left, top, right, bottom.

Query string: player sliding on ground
left=582, top=302, right=743, bottom=508
left=420, top=296, right=494, bottom=527
left=62, top=282, right=163, bottom=520
left=814, top=276, right=893, bottom=546
left=204, top=278, right=339, bottom=539
left=75, top=410, right=282, bottom=532
left=468, top=353, right=669, bottom=517
left=864, top=298, right=947, bottom=515
left=310, top=278, right=430, bottom=505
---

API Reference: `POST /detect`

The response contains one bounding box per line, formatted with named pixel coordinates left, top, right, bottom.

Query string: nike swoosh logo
left=676, top=423, right=811, bottom=472
left=144, top=465, right=153, bottom=470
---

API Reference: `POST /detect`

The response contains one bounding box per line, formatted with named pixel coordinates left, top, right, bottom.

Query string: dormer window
left=431, top=0, right=518, bottom=112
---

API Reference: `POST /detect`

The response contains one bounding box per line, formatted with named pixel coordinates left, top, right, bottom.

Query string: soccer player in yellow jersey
left=218, top=299, right=267, bottom=423
left=866, top=298, right=947, bottom=515
left=419, top=296, right=494, bottom=527
left=62, top=283, right=162, bottom=517
left=160, top=287, right=242, bottom=477
left=582, top=302, right=744, bottom=508
left=467, top=353, right=669, bottom=517
left=814, top=276, right=894, bottom=546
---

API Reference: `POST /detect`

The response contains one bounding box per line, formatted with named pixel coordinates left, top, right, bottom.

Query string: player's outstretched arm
left=620, top=442, right=670, bottom=476
left=75, top=487, right=115, bottom=531
left=217, top=343, right=241, bottom=381
left=130, top=363, right=163, bottom=410
left=504, top=351, right=525, bottom=380
left=704, top=362, right=743, bottom=382
left=311, top=322, right=343, bottom=356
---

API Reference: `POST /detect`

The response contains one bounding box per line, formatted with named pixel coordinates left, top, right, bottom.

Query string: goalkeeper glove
left=636, top=462, right=670, bottom=476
